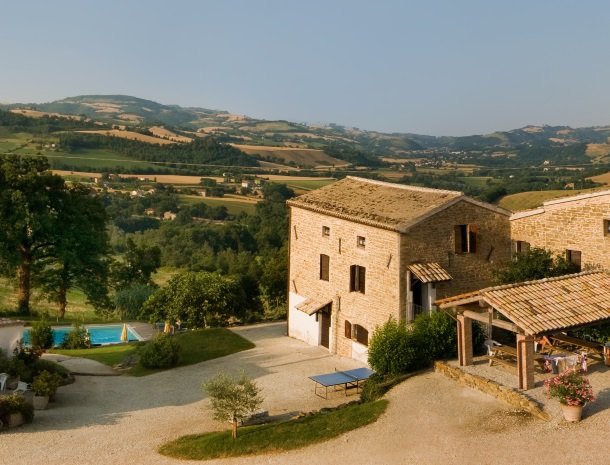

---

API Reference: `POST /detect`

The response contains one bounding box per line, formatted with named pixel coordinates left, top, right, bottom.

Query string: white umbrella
left=120, top=323, right=128, bottom=342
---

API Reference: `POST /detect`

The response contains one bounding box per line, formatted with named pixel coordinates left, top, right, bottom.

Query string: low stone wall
left=435, top=361, right=550, bottom=421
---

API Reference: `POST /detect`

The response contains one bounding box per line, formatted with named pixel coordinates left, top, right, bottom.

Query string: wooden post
left=517, top=334, right=535, bottom=390
left=457, top=313, right=473, bottom=366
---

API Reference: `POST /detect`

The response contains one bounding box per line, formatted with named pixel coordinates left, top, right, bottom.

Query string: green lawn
left=51, top=328, right=255, bottom=376
left=51, top=343, right=138, bottom=366
left=159, top=399, right=388, bottom=460
left=0, top=277, right=112, bottom=323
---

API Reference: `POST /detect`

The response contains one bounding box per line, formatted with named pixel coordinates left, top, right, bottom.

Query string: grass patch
left=159, top=399, right=388, bottom=460
left=279, top=179, right=336, bottom=190
left=51, top=328, right=255, bottom=376
left=51, top=343, right=138, bottom=366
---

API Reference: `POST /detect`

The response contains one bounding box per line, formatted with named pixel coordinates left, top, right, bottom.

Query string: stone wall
left=435, top=361, right=550, bottom=421
left=402, top=199, right=512, bottom=301
left=511, top=193, right=610, bottom=271
left=288, top=206, right=402, bottom=358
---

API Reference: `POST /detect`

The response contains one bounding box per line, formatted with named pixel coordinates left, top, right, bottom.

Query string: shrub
left=0, top=394, right=34, bottom=424
left=545, top=369, right=595, bottom=406
left=61, top=323, right=90, bottom=349
left=411, top=312, right=457, bottom=363
left=30, top=318, right=55, bottom=351
left=32, top=370, right=62, bottom=397
left=139, top=333, right=180, bottom=369
left=368, top=318, right=425, bottom=376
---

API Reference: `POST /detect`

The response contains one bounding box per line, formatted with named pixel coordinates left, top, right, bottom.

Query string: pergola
left=436, top=272, right=610, bottom=390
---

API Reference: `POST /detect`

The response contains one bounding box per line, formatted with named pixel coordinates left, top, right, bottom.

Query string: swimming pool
left=22, top=324, right=142, bottom=347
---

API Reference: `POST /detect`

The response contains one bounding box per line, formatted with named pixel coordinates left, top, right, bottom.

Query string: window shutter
left=345, top=320, right=352, bottom=338
left=468, top=225, right=477, bottom=253
left=350, top=265, right=356, bottom=291
left=359, top=266, right=366, bottom=294
left=454, top=225, right=463, bottom=253
left=320, top=254, right=329, bottom=281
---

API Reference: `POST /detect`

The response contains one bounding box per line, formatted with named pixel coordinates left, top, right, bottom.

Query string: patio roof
left=436, top=271, right=610, bottom=335
left=408, top=262, right=452, bottom=283
left=296, top=298, right=332, bottom=316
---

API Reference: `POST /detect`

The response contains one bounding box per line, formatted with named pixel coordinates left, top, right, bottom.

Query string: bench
left=550, top=334, right=603, bottom=360
left=487, top=344, right=545, bottom=370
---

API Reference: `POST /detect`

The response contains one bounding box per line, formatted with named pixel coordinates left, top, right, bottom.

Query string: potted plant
left=31, top=370, right=62, bottom=410
left=544, top=368, right=595, bottom=422
left=0, top=394, right=34, bottom=428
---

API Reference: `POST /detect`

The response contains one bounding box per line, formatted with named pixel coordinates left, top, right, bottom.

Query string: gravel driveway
left=1, top=322, right=608, bottom=465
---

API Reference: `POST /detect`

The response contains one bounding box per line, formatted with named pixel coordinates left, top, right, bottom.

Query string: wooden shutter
left=350, top=265, right=356, bottom=291
left=320, top=254, right=329, bottom=281
left=345, top=320, right=352, bottom=338
left=358, top=266, right=366, bottom=294
left=468, top=224, right=478, bottom=253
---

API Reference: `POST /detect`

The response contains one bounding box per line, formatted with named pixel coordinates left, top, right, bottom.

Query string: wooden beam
left=463, top=310, right=518, bottom=333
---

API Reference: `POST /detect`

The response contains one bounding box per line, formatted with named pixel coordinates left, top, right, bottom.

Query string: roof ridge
left=345, top=176, right=464, bottom=196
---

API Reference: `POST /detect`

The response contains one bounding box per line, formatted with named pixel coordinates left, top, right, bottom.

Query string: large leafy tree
left=142, top=271, right=244, bottom=328
left=34, top=184, right=112, bottom=319
left=0, top=156, right=65, bottom=314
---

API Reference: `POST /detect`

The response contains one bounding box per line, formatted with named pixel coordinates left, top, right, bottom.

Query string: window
left=454, top=224, right=477, bottom=253
left=350, top=265, right=366, bottom=293
left=353, top=324, right=369, bottom=346
left=513, top=240, right=530, bottom=254
left=604, top=220, right=610, bottom=236
left=319, top=254, right=330, bottom=281
left=357, top=236, right=366, bottom=248
left=322, top=226, right=330, bottom=237
left=566, top=249, right=582, bottom=271
left=344, top=320, right=352, bottom=338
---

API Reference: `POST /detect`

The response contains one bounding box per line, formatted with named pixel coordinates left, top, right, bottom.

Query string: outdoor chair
left=13, top=381, right=30, bottom=394
left=0, top=372, right=8, bottom=391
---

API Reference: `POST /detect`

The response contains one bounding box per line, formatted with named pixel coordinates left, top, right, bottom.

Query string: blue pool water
left=23, top=324, right=140, bottom=347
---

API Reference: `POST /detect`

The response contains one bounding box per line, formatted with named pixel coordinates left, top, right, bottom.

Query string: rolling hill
left=5, top=94, right=610, bottom=168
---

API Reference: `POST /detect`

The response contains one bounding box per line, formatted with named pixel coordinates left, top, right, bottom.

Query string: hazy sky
left=2, top=0, right=610, bottom=136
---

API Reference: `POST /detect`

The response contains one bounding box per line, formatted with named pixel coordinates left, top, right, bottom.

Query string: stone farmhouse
left=511, top=189, right=610, bottom=271
left=287, top=177, right=512, bottom=361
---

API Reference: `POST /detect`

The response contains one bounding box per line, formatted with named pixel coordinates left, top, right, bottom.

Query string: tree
left=493, top=247, right=580, bottom=284
left=202, top=372, right=263, bottom=439
left=34, top=185, right=111, bottom=319
left=111, top=238, right=161, bottom=289
left=141, top=271, right=244, bottom=327
left=0, top=156, right=67, bottom=314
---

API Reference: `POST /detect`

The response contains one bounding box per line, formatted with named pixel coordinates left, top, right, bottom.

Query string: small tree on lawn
left=202, top=372, right=263, bottom=440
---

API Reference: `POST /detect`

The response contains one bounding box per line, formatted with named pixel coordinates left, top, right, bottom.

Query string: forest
left=0, top=155, right=291, bottom=326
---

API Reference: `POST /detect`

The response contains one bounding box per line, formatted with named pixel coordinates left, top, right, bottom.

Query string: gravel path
left=1, top=322, right=608, bottom=465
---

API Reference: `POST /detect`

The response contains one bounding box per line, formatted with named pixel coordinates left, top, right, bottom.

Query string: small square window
left=357, top=236, right=366, bottom=248
left=322, top=226, right=330, bottom=237
left=566, top=249, right=582, bottom=272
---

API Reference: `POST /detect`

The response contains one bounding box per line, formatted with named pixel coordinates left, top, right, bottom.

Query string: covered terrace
left=436, top=272, right=610, bottom=390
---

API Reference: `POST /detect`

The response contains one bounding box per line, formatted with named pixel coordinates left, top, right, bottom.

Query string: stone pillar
left=457, top=313, right=473, bottom=366
left=517, top=334, right=535, bottom=390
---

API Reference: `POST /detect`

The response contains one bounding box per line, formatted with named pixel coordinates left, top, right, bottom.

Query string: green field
left=46, top=148, right=159, bottom=170
left=179, top=195, right=258, bottom=216
left=498, top=189, right=594, bottom=211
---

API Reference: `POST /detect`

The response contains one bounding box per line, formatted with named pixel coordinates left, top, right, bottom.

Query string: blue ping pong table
left=309, top=367, right=374, bottom=399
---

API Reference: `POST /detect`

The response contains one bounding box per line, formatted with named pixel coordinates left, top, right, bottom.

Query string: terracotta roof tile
left=408, top=262, right=452, bottom=283
left=437, top=272, right=610, bottom=335
left=287, top=176, right=464, bottom=231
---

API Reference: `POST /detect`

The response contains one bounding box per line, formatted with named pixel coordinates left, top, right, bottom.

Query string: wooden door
left=320, top=305, right=331, bottom=349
